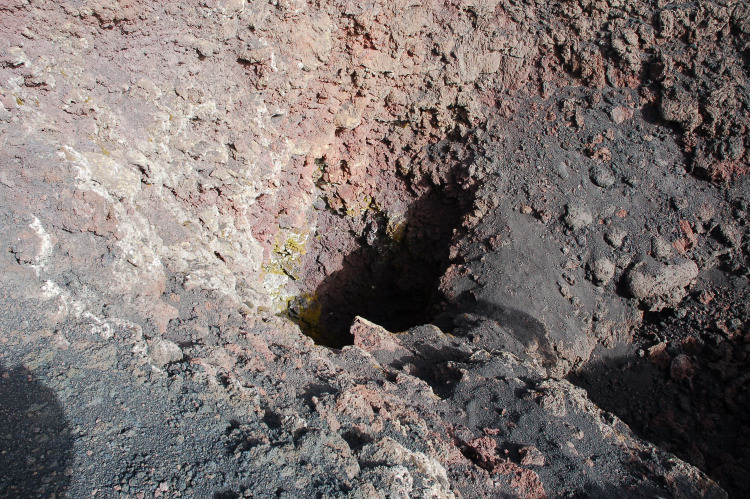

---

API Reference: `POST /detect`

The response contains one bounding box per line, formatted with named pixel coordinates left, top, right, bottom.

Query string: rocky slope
left=1, top=0, right=748, bottom=497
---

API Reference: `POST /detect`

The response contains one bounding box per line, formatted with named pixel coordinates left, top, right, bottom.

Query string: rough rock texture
left=626, top=257, right=700, bottom=311
left=1, top=0, right=749, bottom=497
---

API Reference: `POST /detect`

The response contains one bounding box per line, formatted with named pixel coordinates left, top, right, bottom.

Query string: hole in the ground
left=286, top=146, right=476, bottom=348
left=290, top=188, right=473, bottom=348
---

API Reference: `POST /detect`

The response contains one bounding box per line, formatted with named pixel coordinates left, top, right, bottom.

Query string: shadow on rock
left=569, top=351, right=749, bottom=497
left=396, top=341, right=473, bottom=399
left=435, top=294, right=556, bottom=371
left=0, top=363, right=73, bottom=498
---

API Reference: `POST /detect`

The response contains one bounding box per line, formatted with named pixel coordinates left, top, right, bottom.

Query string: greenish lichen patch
left=262, top=229, right=311, bottom=312
left=284, top=292, right=325, bottom=342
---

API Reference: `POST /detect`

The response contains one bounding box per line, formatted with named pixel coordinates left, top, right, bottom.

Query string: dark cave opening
left=286, top=139, right=478, bottom=348
left=288, top=185, right=474, bottom=348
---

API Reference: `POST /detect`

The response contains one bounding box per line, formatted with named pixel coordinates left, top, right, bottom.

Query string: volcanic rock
left=626, top=257, right=700, bottom=311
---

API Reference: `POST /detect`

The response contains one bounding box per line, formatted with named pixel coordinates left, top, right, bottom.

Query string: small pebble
left=605, top=228, right=627, bottom=248
left=554, top=161, right=570, bottom=180
left=590, top=165, right=616, bottom=188
left=149, top=339, right=183, bottom=368
left=651, top=236, right=673, bottom=261
left=564, top=204, right=593, bottom=231
left=590, top=257, right=615, bottom=286
left=312, top=197, right=326, bottom=210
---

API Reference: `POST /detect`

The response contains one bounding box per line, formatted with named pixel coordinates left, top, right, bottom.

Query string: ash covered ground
left=1, top=0, right=749, bottom=497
